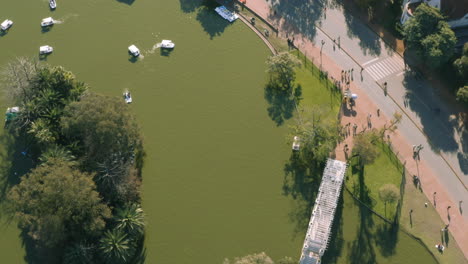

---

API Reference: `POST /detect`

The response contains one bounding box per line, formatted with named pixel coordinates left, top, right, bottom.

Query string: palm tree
left=63, top=242, right=95, bottom=264
left=99, top=229, right=134, bottom=264
left=39, top=145, right=76, bottom=165
left=114, top=203, right=145, bottom=237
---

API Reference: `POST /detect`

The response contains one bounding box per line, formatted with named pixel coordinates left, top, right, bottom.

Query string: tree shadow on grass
left=374, top=222, right=399, bottom=257
left=264, top=82, right=296, bottom=126
left=282, top=153, right=323, bottom=237
left=349, top=160, right=375, bottom=209
left=348, top=195, right=376, bottom=264
left=179, top=0, right=231, bottom=39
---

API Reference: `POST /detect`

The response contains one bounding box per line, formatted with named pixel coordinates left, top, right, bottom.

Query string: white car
left=39, top=45, right=54, bottom=55
left=41, top=17, right=54, bottom=27
left=128, top=45, right=140, bottom=57
left=161, top=40, right=175, bottom=49
left=1, top=19, right=13, bottom=31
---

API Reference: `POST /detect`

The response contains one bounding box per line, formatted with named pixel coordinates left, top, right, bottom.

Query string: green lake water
left=0, top=0, right=304, bottom=263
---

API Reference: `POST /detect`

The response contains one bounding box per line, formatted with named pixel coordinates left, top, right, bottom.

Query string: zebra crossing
left=364, top=56, right=405, bottom=81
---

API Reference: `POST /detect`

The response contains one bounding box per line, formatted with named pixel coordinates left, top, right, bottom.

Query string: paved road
left=264, top=0, right=468, bottom=218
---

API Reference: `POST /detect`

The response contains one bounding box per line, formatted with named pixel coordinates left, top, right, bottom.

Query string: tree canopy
left=352, top=130, right=380, bottom=166
left=378, top=184, right=400, bottom=216
left=7, top=160, right=111, bottom=248
left=2, top=58, right=87, bottom=145
left=289, top=108, right=342, bottom=166
left=454, top=44, right=468, bottom=104
left=456, top=86, right=468, bottom=104
left=266, top=52, right=301, bottom=92
left=61, top=93, right=143, bottom=203
left=403, top=4, right=456, bottom=68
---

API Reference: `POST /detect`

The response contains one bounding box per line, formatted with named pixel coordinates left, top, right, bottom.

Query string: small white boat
left=41, top=17, right=54, bottom=27
left=39, top=45, right=53, bottom=55
left=292, top=136, right=300, bottom=151
left=1, top=19, right=13, bottom=31
left=50, top=0, right=57, bottom=9
left=160, top=40, right=175, bottom=49
left=128, top=45, right=140, bottom=57
left=123, top=92, right=132, bottom=104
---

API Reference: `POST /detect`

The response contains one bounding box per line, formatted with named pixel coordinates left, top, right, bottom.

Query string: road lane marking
left=362, top=57, right=379, bottom=66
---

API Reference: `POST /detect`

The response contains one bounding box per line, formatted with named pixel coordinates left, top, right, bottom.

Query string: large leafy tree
left=61, top=93, right=143, bottom=203
left=454, top=43, right=468, bottom=80
left=352, top=131, right=380, bottom=166
left=289, top=108, right=342, bottom=166
left=266, top=52, right=301, bottom=92
left=7, top=160, right=111, bottom=248
left=454, top=44, right=468, bottom=104
left=456, top=86, right=468, bottom=104
left=99, top=229, right=135, bottom=264
left=403, top=4, right=456, bottom=68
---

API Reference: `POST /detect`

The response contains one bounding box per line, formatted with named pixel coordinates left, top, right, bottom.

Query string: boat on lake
left=123, top=91, right=132, bottom=104
left=128, top=45, right=140, bottom=57
left=1, top=19, right=13, bottom=31
left=50, top=0, right=57, bottom=10
left=41, top=17, right=54, bottom=27
left=161, top=40, right=175, bottom=49
left=39, top=45, right=53, bottom=55
left=215, top=6, right=238, bottom=22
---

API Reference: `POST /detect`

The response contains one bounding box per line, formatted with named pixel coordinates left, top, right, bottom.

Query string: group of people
left=341, top=69, right=354, bottom=87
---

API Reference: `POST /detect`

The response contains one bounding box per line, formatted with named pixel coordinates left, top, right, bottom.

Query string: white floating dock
left=300, top=159, right=347, bottom=264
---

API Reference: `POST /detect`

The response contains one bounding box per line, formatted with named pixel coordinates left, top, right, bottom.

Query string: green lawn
left=399, top=169, right=468, bottom=264
left=346, top=141, right=404, bottom=220
left=323, top=191, right=438, bottom=264
left=294, top=51, right=341, bottom=121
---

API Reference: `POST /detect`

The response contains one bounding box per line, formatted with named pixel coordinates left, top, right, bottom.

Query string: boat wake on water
left=146, top=43, right=162, bottom=54
left=54, top=14, right=78, bottom=24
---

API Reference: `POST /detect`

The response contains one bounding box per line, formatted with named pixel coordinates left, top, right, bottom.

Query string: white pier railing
left=299, top=159, right=347, bottom=264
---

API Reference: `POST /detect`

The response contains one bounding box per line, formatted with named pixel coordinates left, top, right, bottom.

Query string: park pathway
left=242, top=0, right=468, bottom=258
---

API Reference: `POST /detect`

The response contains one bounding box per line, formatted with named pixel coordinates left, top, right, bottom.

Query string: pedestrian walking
left=377, top=108, right=380, bottom=116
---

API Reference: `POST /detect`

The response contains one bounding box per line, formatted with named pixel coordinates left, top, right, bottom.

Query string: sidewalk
left=243, top=0, right=468, bottom=259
